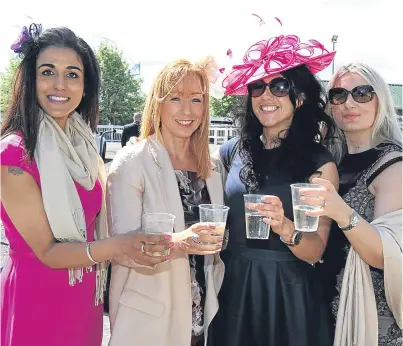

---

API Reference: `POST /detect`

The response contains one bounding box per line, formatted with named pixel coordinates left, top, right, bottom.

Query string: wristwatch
left=338, top=209, right=360, bottom=232
left=280, top=231, right=303, bottom=247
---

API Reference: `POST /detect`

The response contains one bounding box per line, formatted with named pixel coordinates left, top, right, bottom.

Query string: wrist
left=172, top=232, right=186, bottom=244
left=279, top=220, right=295, bottom=241
left=86, top=242, right=99, bottom=264
left=336, top=206, right=353, bottom=228
left=111, top=234, right=129, bottom=257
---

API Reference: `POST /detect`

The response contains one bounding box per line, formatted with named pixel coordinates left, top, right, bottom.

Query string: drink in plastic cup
left=142, top=213, right=175, bottom=256
left=243, top=194, right=270, bottom=239
left=198, top=204, right=229, bottom=244
left=290, top=183, right=322, bottom=232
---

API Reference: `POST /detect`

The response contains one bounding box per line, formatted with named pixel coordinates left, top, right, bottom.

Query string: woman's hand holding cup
left=179, top=223, right=224, bottom=255
left=117, top=232, right=174, bottom=267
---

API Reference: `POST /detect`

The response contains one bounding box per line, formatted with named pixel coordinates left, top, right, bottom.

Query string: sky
left=1, top=0, right=402, bottom=94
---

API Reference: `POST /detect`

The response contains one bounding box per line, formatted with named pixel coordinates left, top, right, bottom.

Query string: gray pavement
left=0, top=141, right=221, bottom=345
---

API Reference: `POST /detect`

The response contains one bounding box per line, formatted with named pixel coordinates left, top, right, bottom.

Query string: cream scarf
left=34, top=110, right=108, bottom=305
left=334, top=209, right=403, bottom=346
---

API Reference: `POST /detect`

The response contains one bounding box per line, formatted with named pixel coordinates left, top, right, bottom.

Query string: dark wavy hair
left=235, top=64, right=337, bottom=186
left=1, top=24, right=100, bottom=159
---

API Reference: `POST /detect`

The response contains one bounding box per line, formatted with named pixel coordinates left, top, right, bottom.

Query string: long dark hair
left=235, top=64, right=337, bottom=187
left=1, top=24, right=100, bottom=159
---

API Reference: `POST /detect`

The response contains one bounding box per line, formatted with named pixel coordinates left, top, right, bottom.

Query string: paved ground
left=0, top=141, right=220, bottom=345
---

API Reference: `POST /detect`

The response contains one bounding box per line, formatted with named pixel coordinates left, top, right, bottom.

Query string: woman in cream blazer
left=106, top=58, right=225, bottom=346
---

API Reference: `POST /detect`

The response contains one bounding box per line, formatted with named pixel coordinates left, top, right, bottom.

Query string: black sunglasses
left=329, top=85, right=376, bottom=105
left=247, top=77, right=291, bottom=98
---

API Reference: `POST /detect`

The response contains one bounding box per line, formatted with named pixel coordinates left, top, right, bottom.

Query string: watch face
left=294, top=232, right=303, bottom=245
left=352, top=212, right=360, bottom=226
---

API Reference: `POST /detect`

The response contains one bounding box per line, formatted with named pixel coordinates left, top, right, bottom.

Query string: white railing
left=97, top=124, right=237, bottom=144
left=209, top=126, right=237, bottom=145
left=97, top=125, right=124, bottom=142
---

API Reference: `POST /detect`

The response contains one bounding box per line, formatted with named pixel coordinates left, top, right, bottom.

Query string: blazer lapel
left=147, top=136, right=185, bottom=232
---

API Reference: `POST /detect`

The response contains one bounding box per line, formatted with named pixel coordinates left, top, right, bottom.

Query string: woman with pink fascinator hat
left=208, top=19, right=340, bottom=346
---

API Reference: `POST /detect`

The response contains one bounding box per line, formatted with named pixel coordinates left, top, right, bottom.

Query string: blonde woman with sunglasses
left=302, top=62, right=402, bottom=346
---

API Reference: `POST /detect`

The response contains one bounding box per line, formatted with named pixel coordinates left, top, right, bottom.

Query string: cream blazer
left=106, top=135, right=225, bottom=346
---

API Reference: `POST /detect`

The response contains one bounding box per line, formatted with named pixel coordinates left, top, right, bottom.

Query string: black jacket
left=121, top=122, right=140, bottom=147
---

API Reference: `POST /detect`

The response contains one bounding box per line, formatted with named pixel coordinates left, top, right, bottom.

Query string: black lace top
left=319, top=143, right=402, bottom=345
left=174, top=170, right=210, bottom=340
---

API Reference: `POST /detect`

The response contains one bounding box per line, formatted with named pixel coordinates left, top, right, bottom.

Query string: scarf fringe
left=95, top=263, right=109, bottom=306
left=68, top=261, right=108, bottom=306
left=68, top=267, right=84, bottom=286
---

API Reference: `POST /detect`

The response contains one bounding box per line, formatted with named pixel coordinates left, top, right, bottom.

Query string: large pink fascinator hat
left=219, top=14, right=336, bottom=96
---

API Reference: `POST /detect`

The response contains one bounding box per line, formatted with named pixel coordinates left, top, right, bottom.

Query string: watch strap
left=280, top=231, right=302, bottom=247
left=338, top=209, right=360, bottom=232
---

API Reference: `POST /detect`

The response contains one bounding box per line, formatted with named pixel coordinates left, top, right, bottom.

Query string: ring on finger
left=140, top=242, right=146, bottom=253
left=321, top=200, right=327, bottom=208
left=192, top=234, right=200, bottom=244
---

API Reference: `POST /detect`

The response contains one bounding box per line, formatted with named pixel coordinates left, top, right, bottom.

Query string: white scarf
left=334, top=209, right=403, bottom=346
left=34, top=110, right=108, bottom=305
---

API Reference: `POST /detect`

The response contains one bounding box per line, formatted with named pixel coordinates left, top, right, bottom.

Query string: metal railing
left=97, top=124, right=237, bottom=144
left=97, top=125, right=124, bottom=142
left=209, top=126, right=237, bottom=144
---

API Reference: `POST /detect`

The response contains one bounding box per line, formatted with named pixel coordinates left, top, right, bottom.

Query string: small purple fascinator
left=11, top=26, right=31, bottom=53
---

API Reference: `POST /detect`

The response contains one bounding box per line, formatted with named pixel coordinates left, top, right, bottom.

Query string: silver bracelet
left=86, top=242, right=98, bottom=264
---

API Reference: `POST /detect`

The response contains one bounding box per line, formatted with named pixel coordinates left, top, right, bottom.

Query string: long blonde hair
left=140, top=58, right=212, bottom=179
left=327, top=62, right=402, bottom=163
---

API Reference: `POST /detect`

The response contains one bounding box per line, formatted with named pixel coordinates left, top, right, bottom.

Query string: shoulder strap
left=222, top=140, right=240, bottom=172
left=366, top=156, right=402, bottom=186
left=360, top=144, right=400, bottom=180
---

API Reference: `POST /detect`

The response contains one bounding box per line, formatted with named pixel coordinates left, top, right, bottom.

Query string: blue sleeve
left=219, top=136, right=239, bottom=170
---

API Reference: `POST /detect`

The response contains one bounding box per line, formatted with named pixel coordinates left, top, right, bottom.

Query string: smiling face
left=251, top=74, right=295, bottom=133
left=36, top=46, right=84, bottom=128
left=330, top=72, right=378, bottom=137
left=159, top=73, right=205, bottom=140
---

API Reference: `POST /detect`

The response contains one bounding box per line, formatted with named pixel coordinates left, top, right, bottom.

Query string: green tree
left=210, top=95, right=244, bottom=118
left=0, top=56, right=21, bottom=115
left=96, top=41, right=145, bottom=125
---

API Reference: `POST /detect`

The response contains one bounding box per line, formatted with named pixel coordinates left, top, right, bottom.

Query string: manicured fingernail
left=164, top=235, right=172, bottom=240
left=169, top=242, right=175, bottom=247
left=163, top=256, right=173, bottom=262
left=216, top=244, right=223, bottom=249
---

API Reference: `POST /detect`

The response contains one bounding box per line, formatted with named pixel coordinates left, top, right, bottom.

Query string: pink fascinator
left=219, top=15, right=336, bottom=96
left=196, top=56, right=226, bottom=99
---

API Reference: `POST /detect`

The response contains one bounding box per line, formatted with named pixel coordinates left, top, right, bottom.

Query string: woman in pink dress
left=0, top=24, right=173, bottom=346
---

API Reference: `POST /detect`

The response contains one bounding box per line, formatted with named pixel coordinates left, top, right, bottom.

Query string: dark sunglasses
left=247, top=77, right=291, bottom=98
left=329, top=85, right=376, bottom=105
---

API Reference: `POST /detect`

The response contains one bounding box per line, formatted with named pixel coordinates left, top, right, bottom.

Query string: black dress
left=318, top=143, right=402, bottom=345
left=209, top=138, right=334, bottom=346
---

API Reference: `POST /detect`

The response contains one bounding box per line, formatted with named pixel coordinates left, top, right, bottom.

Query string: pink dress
left=0, top=134, right=103, bottom=346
